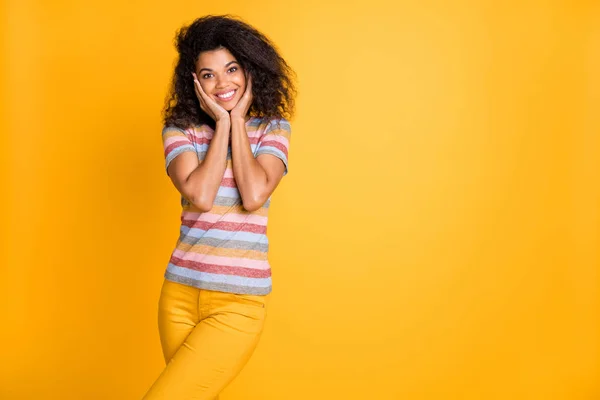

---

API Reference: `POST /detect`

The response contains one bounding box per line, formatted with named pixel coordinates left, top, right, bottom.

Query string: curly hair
left=163, top=15, right=297, bottom=130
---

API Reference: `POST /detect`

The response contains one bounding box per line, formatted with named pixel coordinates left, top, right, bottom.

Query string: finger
left=194, top=82, right=212, bottom=115
left=195, top=88, right=207, bottom=114
left=243, top=74, right=251, bottom=93
left=192, top=72, right=204, bottom=92
left=194, top=86, right=208, bottom=113
left=194, top=77, right=209, bottom=99
left=194, top=83, right=201, bottom=100
left=193, top=78, right=203, bottom=98
left=195, top=80, right=218, bottom=112
left=193, top=77, right=204, bottom=101
left=191, top=76, right=214, bottom=117
left=192, top=73, right=201, bottom=94
left=193, top=77, right=206, bottom=99
left=192, top=78, right=225, bottom=117
left=245, top=77, right=253, bottom=101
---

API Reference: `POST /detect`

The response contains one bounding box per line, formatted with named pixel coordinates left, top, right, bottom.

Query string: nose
left=215, top=74, right=229, bottom=89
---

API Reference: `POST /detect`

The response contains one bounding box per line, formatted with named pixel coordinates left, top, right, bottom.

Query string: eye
left=228, top=66, right=238, bottom=73
left=202, top=73, right=213, bottom=79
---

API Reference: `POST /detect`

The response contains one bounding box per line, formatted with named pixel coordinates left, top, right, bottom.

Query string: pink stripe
left=247, top=129, right=266, bottom=138
left=182, top=211, right=268, bottom=225
left=221, top=178, right=236, bottom=188
left=170, top=257, right=271, bottom=278
left=262, top=134, right=290, bottom=148
left=173, top=249, right=270, bottom=269
left=187, top=129, right=212, bottom=142
left=200, top=125, right=261, bottom=135
left=181, top=212, right=220, bottom=222
left=224, top=168, right=234, bottom=178
left=164, top=136, right=189, bottom=147
left=164, top=140, right=193, bottom=156
left=188, top=123, right=265, bottom=138
left=165, top=128, right=209, bottom=144
left=260, top=140, right=288, bottom=157
left=182, top=220, right=266, bottom=233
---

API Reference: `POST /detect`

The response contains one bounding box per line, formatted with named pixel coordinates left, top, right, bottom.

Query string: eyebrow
left=199, top=61, right=239, bottom=73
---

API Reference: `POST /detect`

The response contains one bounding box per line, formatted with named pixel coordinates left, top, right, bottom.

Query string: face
left=195, top=47, right=246, bottom=111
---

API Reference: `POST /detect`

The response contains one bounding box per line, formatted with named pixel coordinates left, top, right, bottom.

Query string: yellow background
left=1, top=0, right=598, bottom=399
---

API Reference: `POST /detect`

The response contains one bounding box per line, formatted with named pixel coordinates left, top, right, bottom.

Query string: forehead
left=196, top=48, right=237, bottom=67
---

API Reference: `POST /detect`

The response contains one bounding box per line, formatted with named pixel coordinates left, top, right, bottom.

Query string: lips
left=215, top=89, right=237, bottom=101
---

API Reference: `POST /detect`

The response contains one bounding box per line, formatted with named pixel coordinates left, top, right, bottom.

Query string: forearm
left=185, top=120, right=230, bottom=211
left=230, top=117, right=268, bottom=210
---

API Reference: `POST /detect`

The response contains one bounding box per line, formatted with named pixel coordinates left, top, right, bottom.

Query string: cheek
left=234, top=73, right=246, bottom=88
left=199, top=80, right=214, bottom=93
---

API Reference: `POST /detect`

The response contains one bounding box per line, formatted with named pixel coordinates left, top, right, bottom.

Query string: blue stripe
left=195, top=143, right=209, bottom=152
left=247, top=117, right=262, bottom=127
left=256, top=146, right=286, bottom=161
left=166, top=146, right=195, bottom=170
left=162, top=126, right=187, bottom=135
left=192, top=143, right=258, bottom=153
left=255, top=148, right=288, bottom=175
left=167, top=264, right=272, bottom=287
left=266, top=118, right=291, bottom=133
left=180, top=226, right=267, bottom=242
left=217, top=186, right=240, bottom=197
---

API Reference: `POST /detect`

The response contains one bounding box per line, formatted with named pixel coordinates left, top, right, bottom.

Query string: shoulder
left=162, top=125, right=187, bottom=135
left=261, top=117, right=291, bottom=134
left=163, top=124, right=212, bottom=138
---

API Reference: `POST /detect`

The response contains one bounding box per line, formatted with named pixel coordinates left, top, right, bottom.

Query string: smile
left=216, top=90, right=236, bottom=101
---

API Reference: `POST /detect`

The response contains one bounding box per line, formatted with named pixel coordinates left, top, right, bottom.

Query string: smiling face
left=195, top=47, right=246, bottom=111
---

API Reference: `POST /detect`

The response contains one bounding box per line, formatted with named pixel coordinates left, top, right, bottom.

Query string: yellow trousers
left=142, top=279, right=270, bottom=399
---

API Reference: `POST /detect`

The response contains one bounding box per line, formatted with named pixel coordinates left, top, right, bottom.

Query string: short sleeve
left=255, top=118, right=291, bottom=176
left=162, top=126, right=196, bottom=175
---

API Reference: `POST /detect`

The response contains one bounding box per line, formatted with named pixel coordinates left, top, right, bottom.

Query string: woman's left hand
left=230, top=74, right=253, bottom=120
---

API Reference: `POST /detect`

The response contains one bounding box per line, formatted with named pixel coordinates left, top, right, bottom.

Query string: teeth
left=217, top=90, right=235, bottom=99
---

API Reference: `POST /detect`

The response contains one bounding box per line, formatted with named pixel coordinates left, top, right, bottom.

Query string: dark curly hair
left=163, top=15, right=297, bottom=130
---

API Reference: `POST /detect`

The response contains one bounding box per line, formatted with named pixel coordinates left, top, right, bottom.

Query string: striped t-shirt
left=161, top=117, right=291, bottom=295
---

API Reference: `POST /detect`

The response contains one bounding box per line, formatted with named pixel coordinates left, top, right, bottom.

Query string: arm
left=166, top=120, right=231, bottom=212
left=230, top=117, right=287, bottom=212
left=163, top=72, right=233, bottom=212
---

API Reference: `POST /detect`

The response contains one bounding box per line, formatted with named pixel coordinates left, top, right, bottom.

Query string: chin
left=221, top=102, right=239, bottom=111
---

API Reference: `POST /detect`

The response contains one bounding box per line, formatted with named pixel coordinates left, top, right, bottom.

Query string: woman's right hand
left=192, top=73, right=230, bottom=124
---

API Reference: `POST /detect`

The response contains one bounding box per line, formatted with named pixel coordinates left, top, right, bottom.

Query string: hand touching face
left=230, top=73, right=253, bottom=120
left=192, top=72, right=229, bottom=123
left=195, top=47, right=247, bottom=113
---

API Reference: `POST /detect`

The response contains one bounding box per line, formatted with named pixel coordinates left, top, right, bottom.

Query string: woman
left=143, top=15, right=296, bottom=399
